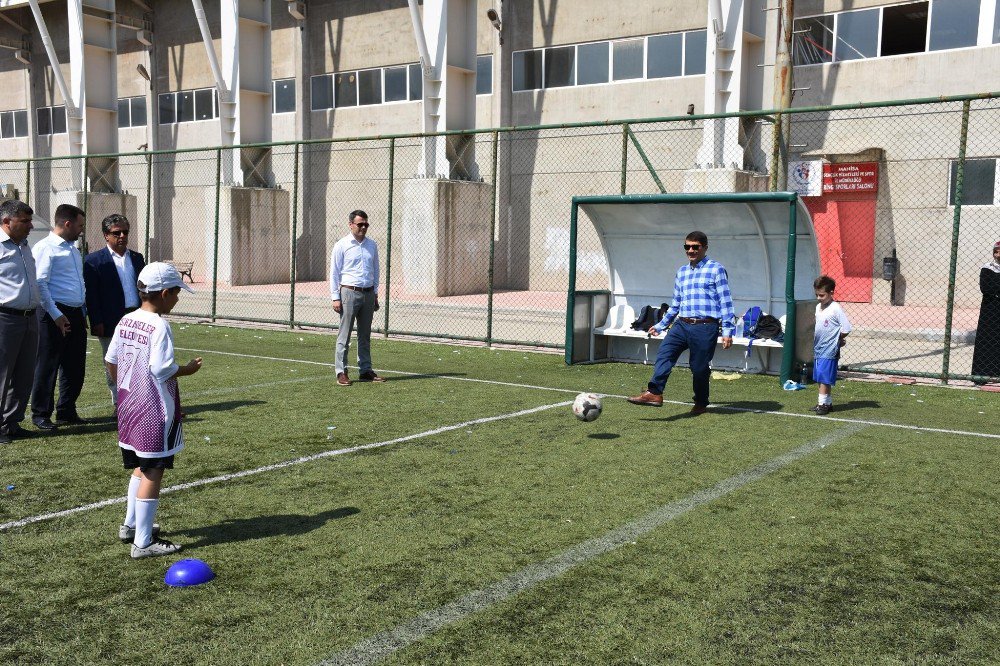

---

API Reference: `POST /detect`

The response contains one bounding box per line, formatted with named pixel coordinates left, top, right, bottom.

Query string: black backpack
left=631, top=302, right=669, bottom=330
left=754, top=314, right=783, bottom=340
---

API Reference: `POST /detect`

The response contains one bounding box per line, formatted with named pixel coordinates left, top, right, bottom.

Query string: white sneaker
left=131, top=538, right=182, bottom=559
left=119, top=523, right=160, bottom=543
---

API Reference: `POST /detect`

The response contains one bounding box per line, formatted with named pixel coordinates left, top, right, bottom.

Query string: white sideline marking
left=0, top=401, right=572, bottom=533
left=318, top=424, right=866, bottom=666
left=176, top=347, right=1000, bottom=441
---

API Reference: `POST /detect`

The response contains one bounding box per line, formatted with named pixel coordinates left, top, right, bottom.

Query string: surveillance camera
left=486, top=8, right=502, bottom=31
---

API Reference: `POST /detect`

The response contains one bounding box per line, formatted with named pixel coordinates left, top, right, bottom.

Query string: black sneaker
left=55, top=415, right=88, bottom=426
left=814, top=404, right=831, bottom=416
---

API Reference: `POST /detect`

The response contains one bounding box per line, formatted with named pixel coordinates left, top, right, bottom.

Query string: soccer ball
left=572, top=392, right=603, bottom=422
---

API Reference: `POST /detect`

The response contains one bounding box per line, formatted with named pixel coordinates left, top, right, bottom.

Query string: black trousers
left=31, top=305, right=87, bottom=420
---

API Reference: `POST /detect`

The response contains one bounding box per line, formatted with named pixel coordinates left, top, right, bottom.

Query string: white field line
left=318, top=424, right=867, bottom=666
left=175, top=346, right=1000, bottom=441
left=0, top=401, right=572, bottom=533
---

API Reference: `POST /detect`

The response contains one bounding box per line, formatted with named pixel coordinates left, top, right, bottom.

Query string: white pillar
left=68, top=0, right=119, bottom=191
left=220, top=0, right=272, bottom=186
left=417, top=0, right=478, bottom=180
left=696, top=0, right=746, bottom=170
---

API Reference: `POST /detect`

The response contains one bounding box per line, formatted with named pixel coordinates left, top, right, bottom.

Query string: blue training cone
left=165, top=558, right=216, bottom=587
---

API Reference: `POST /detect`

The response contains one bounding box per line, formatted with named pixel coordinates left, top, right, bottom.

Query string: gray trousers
left=0, top=312, right=39, bottom=433
left=335, top=288, right=376, bottom=375
left=98, top=336, right=116, bottom=405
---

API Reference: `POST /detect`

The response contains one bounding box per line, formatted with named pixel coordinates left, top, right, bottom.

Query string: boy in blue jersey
left=811, top=275, right=851, bottom=415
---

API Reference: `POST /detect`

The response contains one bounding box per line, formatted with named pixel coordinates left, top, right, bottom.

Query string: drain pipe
left=406, top=0, right=435, bottom=78
left=191, top=0, right=229, bottom=100
left=27, top=0, right=75, bottom=115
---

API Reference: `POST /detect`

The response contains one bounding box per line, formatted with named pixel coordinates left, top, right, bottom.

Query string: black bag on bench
left=631, top=303, right=669, bottom=331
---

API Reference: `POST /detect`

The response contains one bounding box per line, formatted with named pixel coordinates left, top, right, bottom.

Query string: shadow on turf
left=176, top=506, right=361, bottom=549
left=637, top=400, right=784, bottom=422
left=588, top=433, right=620, bottom=440
left=183, top=399, right=267, bottom=415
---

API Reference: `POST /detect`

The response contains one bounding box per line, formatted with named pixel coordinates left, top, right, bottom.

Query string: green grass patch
left=1, top=323, right=997, bottom=665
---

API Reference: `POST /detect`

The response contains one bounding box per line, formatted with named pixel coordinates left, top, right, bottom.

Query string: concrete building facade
left=0, top=0, right=998, bottom=312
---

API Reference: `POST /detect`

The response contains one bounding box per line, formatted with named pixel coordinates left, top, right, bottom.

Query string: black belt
left=0, top=305, right=36, bottom=317
left=341, top=285, right=374, bottom=293
left=56, top=303, right=83, bottom=313
left=678, top=317, right=719, bottom=325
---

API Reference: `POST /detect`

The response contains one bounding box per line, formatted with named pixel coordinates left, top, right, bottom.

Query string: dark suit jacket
left=83, top=247, right=146, bottom=336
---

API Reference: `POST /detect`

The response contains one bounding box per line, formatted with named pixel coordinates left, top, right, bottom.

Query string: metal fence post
left=620, top=123, right=629, bottom=194
left=941, top=99, right=971, bottom=384
left=81, top=156, right=90, bottom=253
left=144, top=150, right=153, bottom=258
left=289, top=143, right=300, bottom=328
left=383, top=138, right=395, bottom=338
left=486, top=131, right=499, bottom=346
left=24, top=161, right=31, bottom=206
left=211, top=148, right=222, bottom=322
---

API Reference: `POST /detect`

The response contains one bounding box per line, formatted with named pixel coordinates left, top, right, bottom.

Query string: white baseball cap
left=137, top=262, right=194, bottom=293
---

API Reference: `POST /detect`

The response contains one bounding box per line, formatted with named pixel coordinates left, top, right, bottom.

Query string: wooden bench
left=164, top=260, right=195, bottom=283
left=593, top=303, right=784, bottom=368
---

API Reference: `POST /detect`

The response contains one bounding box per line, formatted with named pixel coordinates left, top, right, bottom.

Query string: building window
left=929, top=0, right=980, bottom=51
left=545, top=46, right=575, bottom=88
left=385, top=66, right=408, bottom=102
left=950, top=159, right=998, bottom=206
left=793, top=15, right=835, bottom=65
left=513, top=50, right=543, bottom=91
left=647, top=33, right=683, bottom=79
left=409, top=64, right=423, bottom=100
left=117, top=97, right=147, bottom=128
left=0, top=109, right=28, bottom=139
left=273, top=79, right=295, bottom=114
left=476, top=54, right=493, bottom=95
left=335, top=72, right=358, bottom=108
left=612, top=39, right=644, bottom=80
left=798, top=0, right=990, bottom=66
left=577, top=42, right=610, bottom=85
left=36, top=106, right=66, bottom=136
left=358, top=69, right=382, bottom=106
left=683, top=30, right=707, bottom=75
left=157, top=88, right=218, bottom=125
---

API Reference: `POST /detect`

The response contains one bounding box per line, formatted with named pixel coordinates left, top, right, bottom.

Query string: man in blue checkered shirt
left=628, top=231, right=734, bottom=414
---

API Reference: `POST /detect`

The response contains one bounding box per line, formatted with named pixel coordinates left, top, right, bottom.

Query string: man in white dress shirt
left=330, top=210, right=385, bottom=386
left=84, top=214, right=146, bottom=405
left=31, top=203, right=88, bottom=430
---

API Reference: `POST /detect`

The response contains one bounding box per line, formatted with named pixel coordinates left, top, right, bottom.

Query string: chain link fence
left=2, top=93, right=998, bottom=383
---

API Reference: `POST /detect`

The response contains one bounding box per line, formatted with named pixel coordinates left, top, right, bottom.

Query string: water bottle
left=799, top=363, right=808, bottom=385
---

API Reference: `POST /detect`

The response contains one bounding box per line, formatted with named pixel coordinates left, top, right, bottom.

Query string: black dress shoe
left=55, top=415, right=88, bottom=426
left=0, top=432, right=11, bottom=445
left=32, top=418, right=58, bottom=431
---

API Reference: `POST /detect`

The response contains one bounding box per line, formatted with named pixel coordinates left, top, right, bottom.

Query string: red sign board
left=822, top=162, right=878, bottom=194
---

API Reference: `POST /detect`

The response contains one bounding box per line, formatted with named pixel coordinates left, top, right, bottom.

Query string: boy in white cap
left=105, top=262, right=203, bottom=559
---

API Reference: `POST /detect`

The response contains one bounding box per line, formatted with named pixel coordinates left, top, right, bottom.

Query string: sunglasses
left=108, top=230, right=130, bottom=237
left=352, top=222, right=369, bottom=228
left=683, top=244, right=702, bottom=251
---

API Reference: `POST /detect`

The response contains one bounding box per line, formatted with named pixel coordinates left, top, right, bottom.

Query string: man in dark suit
left=83, top=214, right=145, bottom=405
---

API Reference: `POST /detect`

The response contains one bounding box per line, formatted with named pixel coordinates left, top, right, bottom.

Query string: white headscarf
left=986, top=241, right=1000, bottom=274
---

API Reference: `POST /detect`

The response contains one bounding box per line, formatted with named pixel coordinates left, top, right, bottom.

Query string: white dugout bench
left=565, top=194, right=822, bottom=378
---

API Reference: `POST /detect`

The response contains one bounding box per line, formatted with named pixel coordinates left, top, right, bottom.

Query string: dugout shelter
left=565, top=193, right=822, bottom=383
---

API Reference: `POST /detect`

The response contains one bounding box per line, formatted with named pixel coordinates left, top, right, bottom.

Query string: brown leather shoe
left=627, top=391, right=663, bottom=407
left=689, top=405, right=708, bottom=415
left=358, top=371, right=386, bottom=383
left=336, top=372, right=351, bottom=386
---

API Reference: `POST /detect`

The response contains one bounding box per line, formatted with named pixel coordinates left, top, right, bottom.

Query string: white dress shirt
left=33, top=232, right=85, bottom=319
left=109, top=246, right=141, bottom=308
left=329, top=234, right=380, bottom=299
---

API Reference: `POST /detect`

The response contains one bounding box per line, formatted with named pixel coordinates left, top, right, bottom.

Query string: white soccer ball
left=572, top=392, right=603, bottom=422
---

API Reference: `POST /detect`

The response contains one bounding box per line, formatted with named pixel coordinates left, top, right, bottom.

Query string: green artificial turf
left=1, top=323, right=997, bottom=665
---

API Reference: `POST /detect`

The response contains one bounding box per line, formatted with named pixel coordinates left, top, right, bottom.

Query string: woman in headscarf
left=971, top=241, right=1000, bottom=382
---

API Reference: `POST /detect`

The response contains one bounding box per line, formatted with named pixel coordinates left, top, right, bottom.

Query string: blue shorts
left=813, top=357, right=839, bottom=386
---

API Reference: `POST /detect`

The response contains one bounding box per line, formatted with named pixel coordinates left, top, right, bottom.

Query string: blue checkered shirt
left=653, top=257, right=736, bottom=337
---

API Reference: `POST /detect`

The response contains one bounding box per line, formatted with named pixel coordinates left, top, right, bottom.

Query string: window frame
left=272, top=78, right=296, bottom=114
left=476, top=54, right=493, bottom=96
left=36, top=105, right=67, bottom=136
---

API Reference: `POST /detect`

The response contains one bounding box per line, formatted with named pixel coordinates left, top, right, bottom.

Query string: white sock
left=134, top=498, right=159, bottom=548
left=123, top=476, right=141, bottom=528
left=820, top=394, right=832, bottom=406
